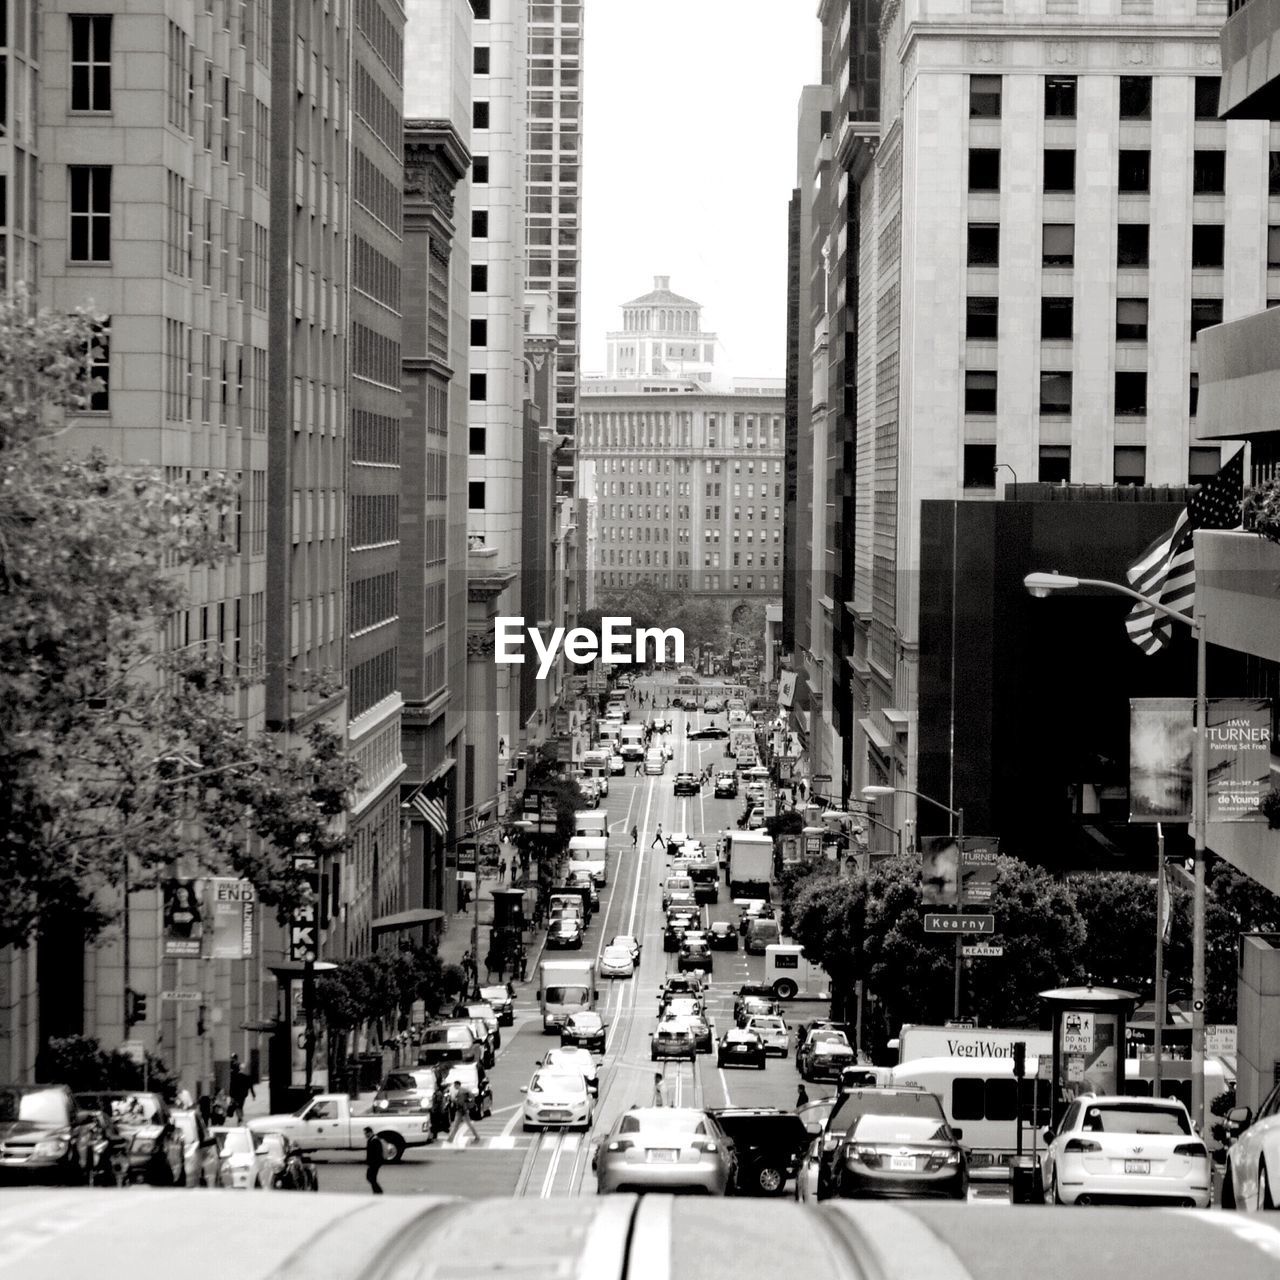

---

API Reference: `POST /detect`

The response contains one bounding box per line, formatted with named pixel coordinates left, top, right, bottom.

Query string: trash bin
left=1010, top=1156, right=1043, bottom=1204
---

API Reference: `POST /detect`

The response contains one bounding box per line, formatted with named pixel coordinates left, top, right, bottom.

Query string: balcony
left=1221, top=0, right=1280, bottom=119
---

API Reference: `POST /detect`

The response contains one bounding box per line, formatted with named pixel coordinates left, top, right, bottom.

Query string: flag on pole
left=410, top=789, right=448, bottom=837
left=1124, top=450, right=1244, bottom=655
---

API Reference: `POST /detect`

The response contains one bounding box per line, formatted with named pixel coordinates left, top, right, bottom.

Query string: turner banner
left=207, top=877, right=256, bottom=960
left=1206, top=698, right=1272, bottom=822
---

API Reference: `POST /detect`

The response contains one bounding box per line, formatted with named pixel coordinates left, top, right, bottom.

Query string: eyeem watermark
left=494, top=616, right=685, bottom=679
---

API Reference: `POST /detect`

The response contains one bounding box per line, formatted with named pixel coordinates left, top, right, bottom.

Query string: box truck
left=726, top=831, right=774, bottom=900
left=538, top=958, right=598, bottom=1032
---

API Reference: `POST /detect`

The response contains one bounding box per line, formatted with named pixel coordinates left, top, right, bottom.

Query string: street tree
left=0, top=295, right=359, bottom=948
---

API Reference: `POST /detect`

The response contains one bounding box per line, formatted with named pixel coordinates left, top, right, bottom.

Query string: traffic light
left=127, top=989, right=147, bottom=1026
left=1011, top=1040, right=1026, bottom=1079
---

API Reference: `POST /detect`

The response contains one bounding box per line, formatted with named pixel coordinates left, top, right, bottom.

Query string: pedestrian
left=211, top=1088, right=230, bottom=1126
left=631, top=824, right=638, bottom=848
left=651, top=1071, right=665, bottom=1107
left=498, top=857, right=507, bottom=885
left=363, top=1127, right=384, bottom=1194
left=796, top=1083, right=809, bottom=1109
left=651, top=824, right=665, bottom=851
left=229, top=1060, right=255, bottom=1123
left=635, top=761, right=642, bottom=777
left=518, top=947, right=528, bottom=982
left=447, top=1081, right=480, bottom=1146
left=175, top=1085, right=194, bottom=1110
left=457, top=879, right=467, bottom=913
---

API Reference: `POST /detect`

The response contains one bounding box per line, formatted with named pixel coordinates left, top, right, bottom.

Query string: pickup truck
left=248, top=1093, right=432, bottom=1162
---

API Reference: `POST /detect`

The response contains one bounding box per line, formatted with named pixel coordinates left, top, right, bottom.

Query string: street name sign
left=961, top=944, right=1004, bottom=957
left=924, top=913, right=996, bottom=934
left=160, top=990, right=203, bottom=1002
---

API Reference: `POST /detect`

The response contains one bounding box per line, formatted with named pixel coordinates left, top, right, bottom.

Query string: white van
left=763, top=944, right=830, bottom=1001
left=573, top=809, right=607, bottom=839
left=567, top=834, right=608, bottom=886
left=618, top=724, right=646, bottom=761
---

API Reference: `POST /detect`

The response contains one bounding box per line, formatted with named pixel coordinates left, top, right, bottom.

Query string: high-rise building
left=789, top=0, right=1257, bottom=824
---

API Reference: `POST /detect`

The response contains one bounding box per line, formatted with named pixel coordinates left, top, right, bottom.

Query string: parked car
left=594, top=1108, right=737, bottom=1195
left=1224, top=1078, right=1280, bottom=1210
left=453, top=1001, right=502, bottom=1050
left=210, top=1125, right=266, bottom=1189
left=172, top=1108, right=220, bottom=1187
left=1042, top=1095, right=1209, bottom=1208
left=716, top=1029, right=767, bottom=1071
left=479, top=984, right=514, bottom=1027
left=710, top=1108, right=812, bottom=1196
left=0, top=1084, right=98, bottom=1185
left=708, top=920, right=739, bottom=950
left=74, top=1091, right=185, bottom=1187
left=560, top=1010, right=608, bottom=1053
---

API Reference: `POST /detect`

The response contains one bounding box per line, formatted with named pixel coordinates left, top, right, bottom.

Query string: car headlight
left=130, top=1137, right=159, bottom=1154
left=32, top=1139, right=69, bottom=1159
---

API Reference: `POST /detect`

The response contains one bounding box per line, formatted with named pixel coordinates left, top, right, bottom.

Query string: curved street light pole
left=1024, top=571, right=1208, bottom=1138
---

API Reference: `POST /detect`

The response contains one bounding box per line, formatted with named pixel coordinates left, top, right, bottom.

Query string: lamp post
left=863, top=784, right=966, bottom=1018
left=993, top=462, right=1019, bottom=500
left=1024, top=571, right=1208, bottom=1136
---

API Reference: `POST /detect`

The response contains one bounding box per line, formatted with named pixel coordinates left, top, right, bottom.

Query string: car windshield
left=828, top=1091, right=944, bottom=1135
left=851, top=1114, right=953, bottom=1144
left=568, top=1014, right=602, bottom=1031
left=101, top=1096, right=163, bottom=1127
left=383, top=1072, right=435, bottom=1093
left=620, top=1111, right=706, bottom=1136
left=545, top=986, right=589, bottom=1004
left=172, top=1112, right=200, bottom=1139
left=1081, top=1104, right=1191, bottom=1136
left=479, top=987, right=509, bottom=1004
left=811, top=1030, right=848, bottom=1044
left=751, top=1018, right=785, bottom=1031
left=214, top=1129, right=254, bottom=1156
left=0, top=1088, right=69, bottom=1125
left=546, top=1051, right=593, bottom=1072
left=603, top=947, right=630, bottom=960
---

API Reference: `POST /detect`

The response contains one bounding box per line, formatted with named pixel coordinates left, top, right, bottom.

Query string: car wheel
left=1049, top=1169, right=1065, bottom=1206
left=382, top=1134, right=406, bottom=1163
left=1262, top=1161, right=1276, bottom=1210
left=774, top=979, right=798, bottom=1000
left=756, top=1060, right=766, bottom=1070
left=756, top=1164, right=785, bottom=1196
left=523, top=1123, right=535, bottom=1133
left=1221, top=1157, right=1237, bottom=1210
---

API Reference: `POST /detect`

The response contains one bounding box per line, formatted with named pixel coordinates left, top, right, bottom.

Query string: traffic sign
left=160, top=990, right=203, bottom=1002
left=924, top=913, right=996, bottom=934
left=961, top=944, right=1004, bottom=957
left=119, top=1040, right=146, bottom=1065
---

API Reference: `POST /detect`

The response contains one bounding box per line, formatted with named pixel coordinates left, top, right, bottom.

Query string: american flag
left=410, top=788, right=448, bottom=837
left=1124, top=450, right=1244, bottom=655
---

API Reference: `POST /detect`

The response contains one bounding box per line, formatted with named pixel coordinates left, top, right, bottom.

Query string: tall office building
left=789, top=0, right=1258, bottom=823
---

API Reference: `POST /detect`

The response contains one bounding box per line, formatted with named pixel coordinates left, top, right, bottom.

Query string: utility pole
left=953, top=807, right=965, bottom=1022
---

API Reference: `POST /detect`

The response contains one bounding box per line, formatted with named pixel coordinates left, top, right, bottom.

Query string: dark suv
left=0, top=1084, right=97, bottom=1184
left=709, top=1108, right=812, bottom=1196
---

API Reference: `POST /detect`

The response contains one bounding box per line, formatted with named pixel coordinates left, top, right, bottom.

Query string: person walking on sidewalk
left=363, top=1128, right=384, bottom=1194
left=228, top=1057, right=255, bottom=1124
left=498, top=857, right=507, bottom=885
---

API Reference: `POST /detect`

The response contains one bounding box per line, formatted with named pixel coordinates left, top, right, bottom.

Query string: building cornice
left=404, top=119, right=471, bottom=225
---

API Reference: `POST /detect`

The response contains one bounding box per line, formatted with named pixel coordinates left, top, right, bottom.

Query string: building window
left=1115, top=371, right=1148, bottom=416
left=1041, top=297, right=1073, bottom=340
left=1118, top=150, right=1150, bottom=194
left=469, top=372, right=487, bottom=400
left=1114, top=447, right=1147, bottom=486
left=473, top=46, right=490, bottom=74
left=69, top=165, right=112, bottom=262
left=1191, top=223, right=1224, bottom=269
left=1116, top=297, right=1149, bottom=341
left=1189, top=445, right=1219, bottom=479
left=472, top=0, right=490, bottom=17
left=82, top=320, right=110, bottom=410
left=966, top=296, right=998, bottom=340
left=471, top=264, right=488, bottom=292
left=473, top=101, right=490, bottom=129
left=472, top=210, right=488, bottom=237
left=1271, top=153, right=1280, bottom=196
left=964, top=371, right=997, bottom=415
left=1119, top=75, right=1152, bottom=120
left=70, top=14, right=112, bottom=112
left=970, top=74, right=1001, bottom=118
left=1194, top=76, right=1221, bottom=121
left=472, top=155, right=489, bottom=183
left=967, top=223, right=999, bottom=266
left=1190, top=297, right=1223, bottom=340
left=1039, top=372, right=1072, bottom=416
left=1117, top=224, right=1149, bottom=268
left=1039, top=446, right=1071, bottom=483
left=1044, top=150, right=1075, bottom=193
left=1189, top=373, right=1200, bottom=417
left=470, top=318, right=488, bottom=347
left=969, top=148, right=1000, bottom=192
left=468, top=481, right=485, bottom=509
left=1192, top=150, right=1225, bottom=195
left=1268, top=226, right=1280, bottom=269
left=469, top=427, right=486, bottom=454
left=1043, top=223, right=1074, bottom=267
left=1045, top=75, right=1077, bottom=119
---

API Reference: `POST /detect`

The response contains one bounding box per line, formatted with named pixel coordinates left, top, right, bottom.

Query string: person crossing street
left=631, top=824, right=638, bottom=849
left=650, top=824, right=665, bottom=852
left=363, top=1127, right=384, bottom=1194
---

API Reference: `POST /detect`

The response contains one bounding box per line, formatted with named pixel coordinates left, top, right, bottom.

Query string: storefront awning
left=371, top=908, right=446, bottom=934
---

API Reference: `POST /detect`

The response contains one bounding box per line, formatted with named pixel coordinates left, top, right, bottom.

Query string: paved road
left=314, top=679, right=1012, bottom=1202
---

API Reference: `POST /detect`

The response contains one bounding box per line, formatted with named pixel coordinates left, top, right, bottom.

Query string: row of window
left=962, top=443, right=1221, bottom=489
left=349, top=493, right=399, bottom=548
left=968, top=221, right=1238, bottom=273
left=597, top=570, right=777, bottom=593
left=161, top=321, right=269, bottom=431
left=166, top=592, right=267, bottom=683
left=964, top=368, right=1206, bottom=418
left=966, top=294, right=1224, bottom=343
left=969, top=73, right=1220, bottom=123
left=348, top=570, right=398, bottom=635
left=349, top=647, right=397, bottom=719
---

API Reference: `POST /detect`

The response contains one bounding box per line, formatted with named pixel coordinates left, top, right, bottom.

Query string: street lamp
left=863, top=785, right=966, bottom=1018
left=1023, top=570, right=1208, bottom=1136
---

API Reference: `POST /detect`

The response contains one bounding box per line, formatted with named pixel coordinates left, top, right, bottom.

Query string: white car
left=1223, top=1078, right=1280, bottom=1210
left=522, top=1069, right=594, bottom=1132
left=1041, top=1095, right=1210, bottom=1207
left=210, top=1126, right=266, bottom=1190
left=743, top=1014, right=789, bottom=1057
left=540, top=1046, right=600, bottom=1096
left=609, top=753, right=625, bottom=776
left=610, top=934, right=642, bottom=966
left=599, top=944, right=635, bottom=978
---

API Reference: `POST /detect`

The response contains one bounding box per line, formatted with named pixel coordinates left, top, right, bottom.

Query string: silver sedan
left=593, top=1108, right=736, bottom=1195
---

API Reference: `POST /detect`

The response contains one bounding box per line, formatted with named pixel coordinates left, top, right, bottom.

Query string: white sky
left=580, top=2, right=821, bottom=379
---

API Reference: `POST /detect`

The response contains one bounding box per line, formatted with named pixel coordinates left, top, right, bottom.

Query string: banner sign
left=163, top=878, right=205, bottom=957
left=288, top=852, right=318, bottom=963
left=1207, top=699, right=1272, bottom=822
left=920, top=837, right=960, bottom=906
left=778, top=671, right=797, bottom=710
left=961, top=838, right=999, bottom=906
left=1130, top=699, right=1193, bottom=823
left=208, top=878, right=255, bottom=960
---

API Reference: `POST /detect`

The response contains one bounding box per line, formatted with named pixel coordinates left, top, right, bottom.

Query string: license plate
left=545, top=1111, right=570, bottom=1121
left=890, top=1156, right=915, bottom=1172
left=648, top=1149, right=678, bottom=1162
left=1124, top=1159, right=1150, bottom=1175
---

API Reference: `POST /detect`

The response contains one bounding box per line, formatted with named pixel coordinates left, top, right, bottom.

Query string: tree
left=0, top=294, right=360, bottom=947
left=788, top=869, right=866, bottom=1020
left=526, top=758, right=587, bottom=848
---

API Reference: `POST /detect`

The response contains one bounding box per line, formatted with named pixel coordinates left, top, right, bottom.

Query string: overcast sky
left=580, top=3, right=821, bottom=379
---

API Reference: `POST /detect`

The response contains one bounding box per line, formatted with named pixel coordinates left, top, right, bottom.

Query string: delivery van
left=573, top=809, right=607, bottom=839
left=567, top=835, right=608, bottom=886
